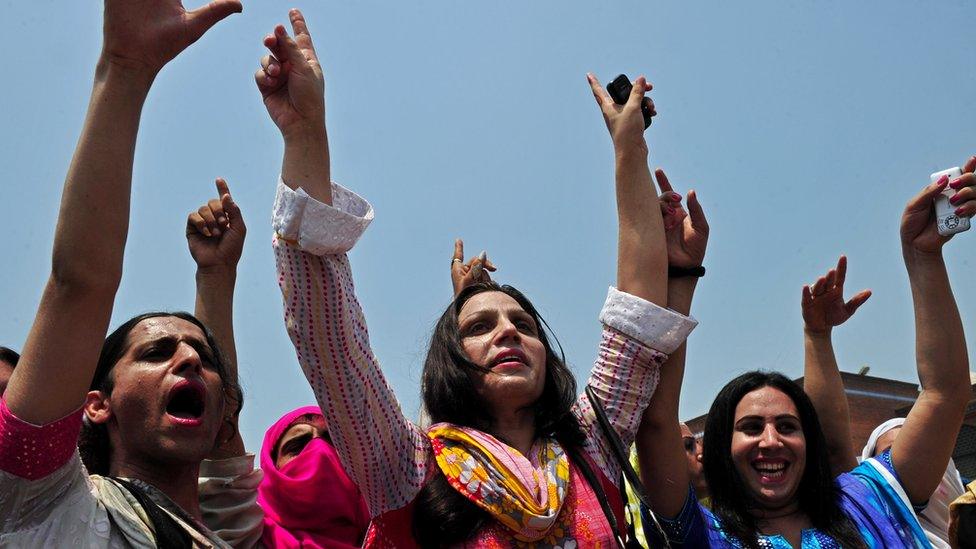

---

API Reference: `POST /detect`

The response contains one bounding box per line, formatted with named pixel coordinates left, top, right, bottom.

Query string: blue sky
left=2, top=1, right=974, bottom=451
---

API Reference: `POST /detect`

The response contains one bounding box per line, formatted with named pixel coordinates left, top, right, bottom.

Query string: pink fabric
left=0, top=398, right=82, bottom=480
left=258, top=406, right=370, bottom=549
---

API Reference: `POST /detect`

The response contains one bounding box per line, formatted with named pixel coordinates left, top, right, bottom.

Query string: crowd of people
left=1, top=1, right=975, bottom=547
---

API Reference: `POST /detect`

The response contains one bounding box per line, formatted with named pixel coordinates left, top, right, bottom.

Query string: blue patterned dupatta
left=836, top=453, right=931, bottom=548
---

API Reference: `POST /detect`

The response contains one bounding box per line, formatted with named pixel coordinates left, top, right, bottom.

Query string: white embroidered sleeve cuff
left=599, top=286, right=698, bottom=354
left=199, top=453, right=257, bottom=478
left=272, top=177, right=374, bottom=255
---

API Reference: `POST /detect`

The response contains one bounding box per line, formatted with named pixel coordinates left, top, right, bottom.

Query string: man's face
left=85, top=317, right=226, bottom=468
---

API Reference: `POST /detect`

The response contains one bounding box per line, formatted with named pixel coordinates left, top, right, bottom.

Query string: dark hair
left=412, top=283, right=585, bottom=547
left=0, top=346, right=19, bottom=367
left=78, top=311, right=243, bottom=475
left=702, top=371, right=865, bottom=549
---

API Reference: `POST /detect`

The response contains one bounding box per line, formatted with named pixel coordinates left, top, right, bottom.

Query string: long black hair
left=702, top=371, right=865, bottom=549
left=78, top=311, right=243, bottom=475
left=412, top=282, right=585, bottom=547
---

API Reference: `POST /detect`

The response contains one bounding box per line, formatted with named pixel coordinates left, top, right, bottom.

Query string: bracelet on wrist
left=668, top=265, right=705, bottom=278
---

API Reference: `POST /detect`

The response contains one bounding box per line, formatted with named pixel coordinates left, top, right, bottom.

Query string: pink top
left=271, top=180, right=697, bottom=547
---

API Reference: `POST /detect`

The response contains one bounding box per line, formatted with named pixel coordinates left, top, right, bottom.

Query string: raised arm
left=259, top=11, right=429, bottom=517
left=801, top=256, right=871, bottom=476
left=892, top=157, right=976, bottom=504
left=186, top=179, right=247, bottom=458
left=587, top=74, right=667, bottom=306
left=637, top=172, right=709, bottom=518
left=4, top=0, right=241, bottom=425
left=255, top=10, right=331, bottom=205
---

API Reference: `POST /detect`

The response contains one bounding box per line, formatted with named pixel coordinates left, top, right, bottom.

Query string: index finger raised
left=654, top=168, right=675, bottom=195
left=586, top=73, right=611, bottom=108
left=289, top=9, right=318, bottom=58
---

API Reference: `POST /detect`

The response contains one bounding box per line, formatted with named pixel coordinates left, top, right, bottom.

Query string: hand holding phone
left=606, top=74, right=656, bottom=129
left=931, top=167, right=971, bottom=236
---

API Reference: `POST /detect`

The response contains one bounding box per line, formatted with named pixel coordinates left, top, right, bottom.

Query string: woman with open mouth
left=636, top=161, right=976, bottom=548
left=256, top=10, right=697, bottom=545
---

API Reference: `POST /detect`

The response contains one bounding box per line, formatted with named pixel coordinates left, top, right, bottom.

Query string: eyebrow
left=735, top=414, right=801, bottom=424
left=459, top=308, right=534, bottom=325
left=132, top=334, right=215, bottom=361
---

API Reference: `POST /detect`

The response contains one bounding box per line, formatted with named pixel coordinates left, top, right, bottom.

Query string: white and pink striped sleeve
left=272, top=179, right=431, bottom=518
left=575, top=287, right=698, bottom=481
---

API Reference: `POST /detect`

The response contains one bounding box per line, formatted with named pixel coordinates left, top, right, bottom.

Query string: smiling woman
left=639, top=164, right=976, bottom=547
left=701, top=372, right=866, bottom=548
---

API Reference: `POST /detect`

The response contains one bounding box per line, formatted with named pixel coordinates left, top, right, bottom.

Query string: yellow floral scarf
left=427, top=423, right=571, bottom=542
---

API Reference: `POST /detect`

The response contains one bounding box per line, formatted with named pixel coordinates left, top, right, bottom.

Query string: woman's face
left=730, top=386, right=806, bottom=510
left=457, top=291, right=547, bottom=415
left=275, top=415, right=328, bottom=469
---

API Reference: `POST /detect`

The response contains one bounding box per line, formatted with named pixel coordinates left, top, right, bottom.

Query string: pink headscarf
left=258, top=406, right=370, bottom=549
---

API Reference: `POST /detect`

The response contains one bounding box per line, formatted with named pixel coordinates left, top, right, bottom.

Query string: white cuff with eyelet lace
left=599, top=286, right=697, bottom=354
left=272, top=177, right=374, bottom=255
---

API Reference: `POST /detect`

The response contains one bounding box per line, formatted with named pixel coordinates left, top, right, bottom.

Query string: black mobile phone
left=606, top=74, right=654, bottom=129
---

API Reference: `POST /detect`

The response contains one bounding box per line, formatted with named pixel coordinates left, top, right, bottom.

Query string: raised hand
left=901, top=155, right=976, bottom=256
left=654, top=169, right=708, bottom=269
left=586, top=73, right=655, bottom=154
left=186, top=178, right=246, bottom=273
left=450, top=239, right=496, bottom=297
left=255, top=9, right=326, bottom=138
left=102, top=0, right=242, bottom=75
left=801, top=255, right=871, bottom=335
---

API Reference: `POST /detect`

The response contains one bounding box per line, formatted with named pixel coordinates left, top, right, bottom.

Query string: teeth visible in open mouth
left=754, top=463, right=787, bottom=477
left=493, top=356, right=525, bottom=367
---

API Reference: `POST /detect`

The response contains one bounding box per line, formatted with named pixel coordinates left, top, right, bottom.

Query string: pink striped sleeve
left=574, top=326, right=667, bottom=481
left=274, top=237, right=430, bottom=517
left=575, top=287, right=698, bottom=481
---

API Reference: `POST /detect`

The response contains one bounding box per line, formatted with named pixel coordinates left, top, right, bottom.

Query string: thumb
left=221, top=191, right=244, bottom=233
left=845, top=289, right=872, bottom=316
left=626, top=76, right=650, bottom=109
left=185, top=0, right=242, bottom=41
left=686, top=190, right=708, bottom=232
left=906, top=175, right=948, bottom=214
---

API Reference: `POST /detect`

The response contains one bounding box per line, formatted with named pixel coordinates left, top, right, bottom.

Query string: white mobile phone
left=930, top=167, right=970, bottom=236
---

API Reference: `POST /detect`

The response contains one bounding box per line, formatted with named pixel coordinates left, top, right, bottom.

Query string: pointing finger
left=453, top=238, right=464, bottom=262
left=289, top=9, right=318, bottom=60
left=834, top=255, right=848, bottom=288
left=654, top=168, right=675, bottom=195
left=586, top=73, right=612, bottom=109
